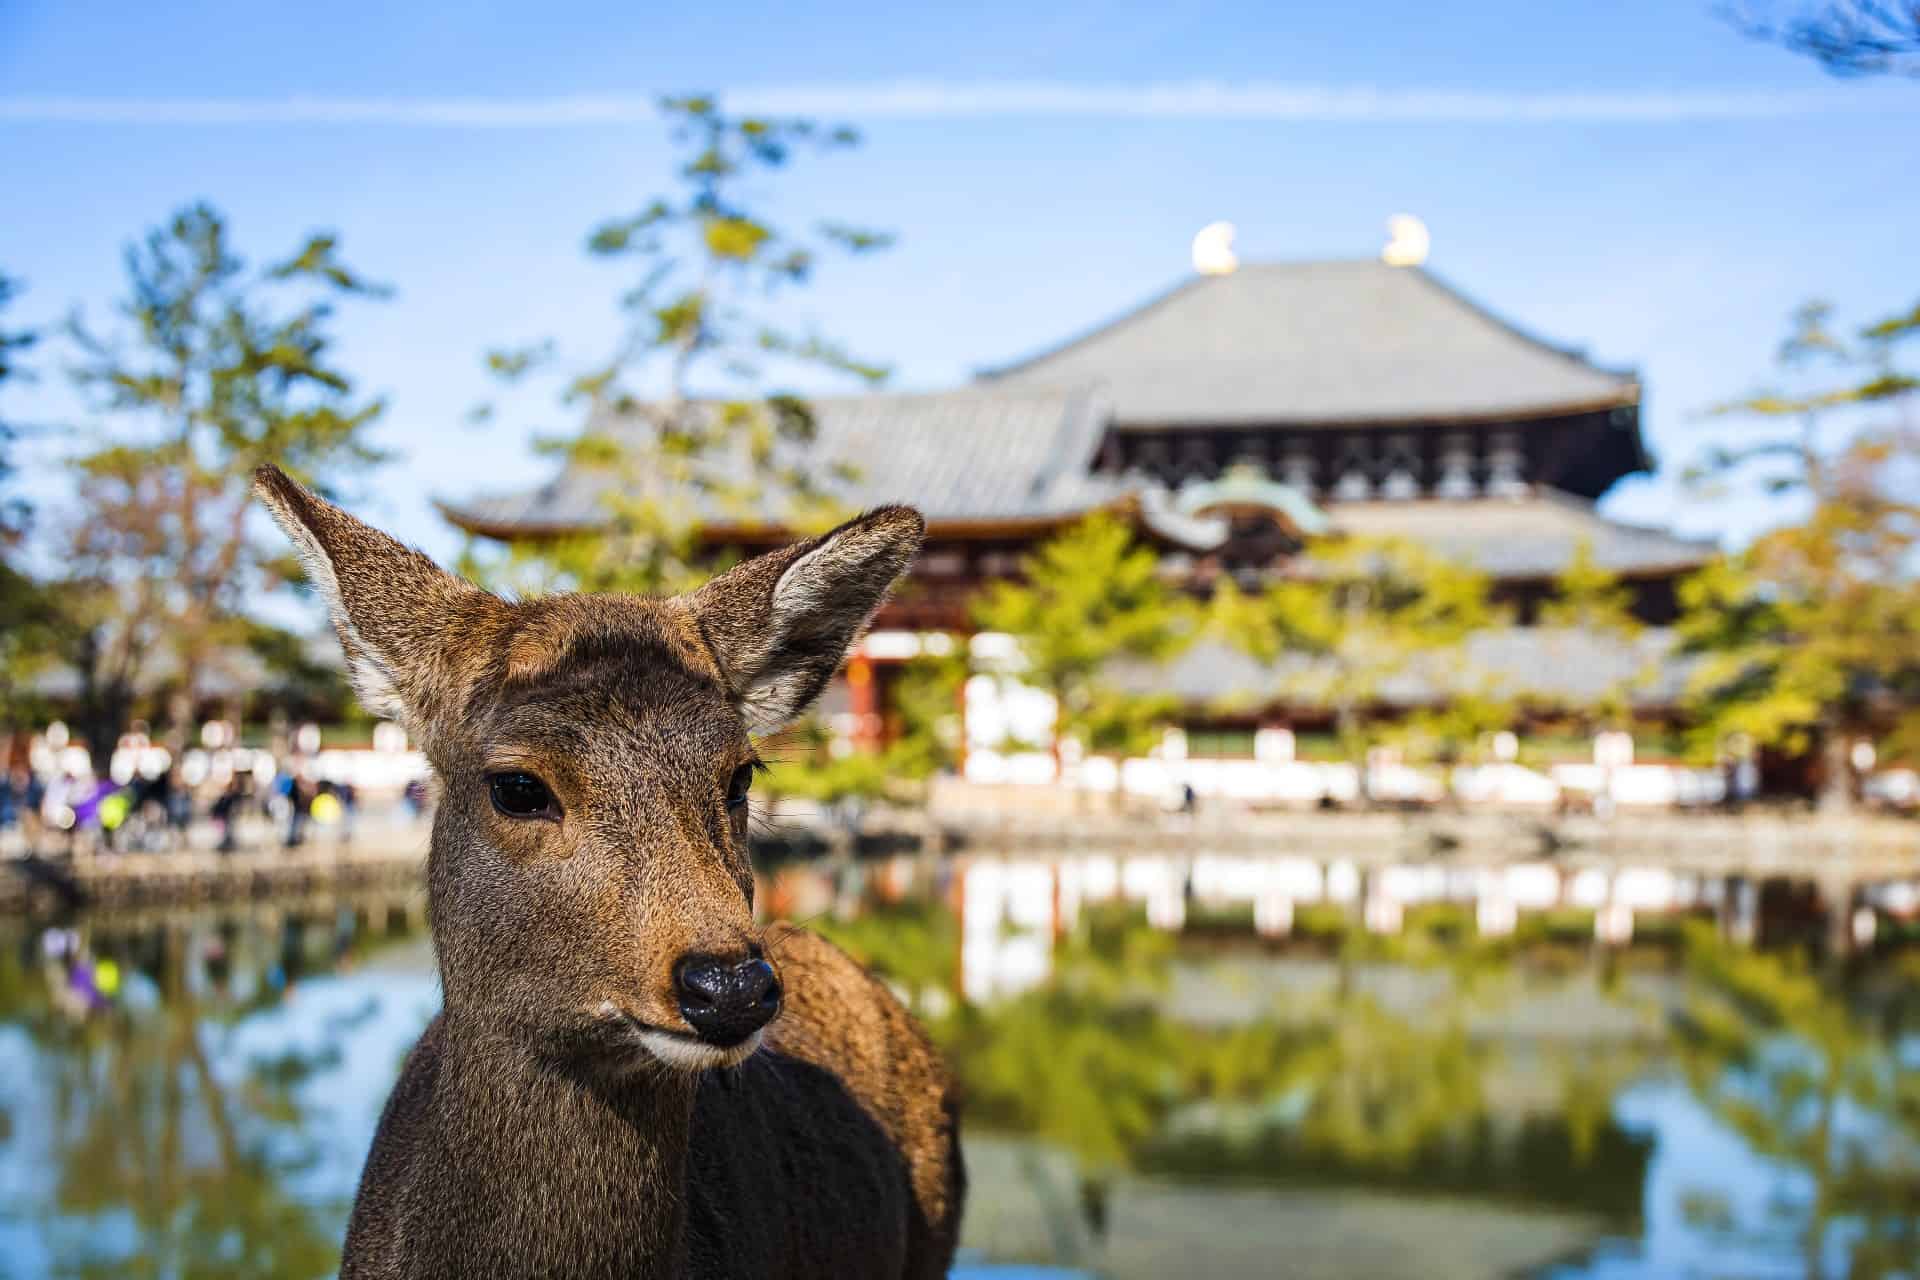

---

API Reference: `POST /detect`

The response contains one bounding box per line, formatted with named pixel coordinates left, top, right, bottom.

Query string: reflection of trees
left=812, top=894, right=1920, bottom=1274
left=42, top=929, right=341, bottom=1278
left=1672, top=924, right=1920, bottom=1278
left=1, top=912, right=414, bottom=1278
left=1144, top=981, right=1654, bottom=1219
left=1278, top=996, right=1489, bottom=1166
left=831, top=901, right=1655, bottom=1218
left=939, top=909, right=1184, bottom=1170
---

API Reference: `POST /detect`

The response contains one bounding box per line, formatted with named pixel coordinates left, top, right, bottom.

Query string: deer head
left=253, top=465, right=922, bottom=1071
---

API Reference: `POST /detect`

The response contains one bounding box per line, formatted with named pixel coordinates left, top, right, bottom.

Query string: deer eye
left=726, top=763, right=755, bottom=811
left=489, top=771, right=558, bottom=820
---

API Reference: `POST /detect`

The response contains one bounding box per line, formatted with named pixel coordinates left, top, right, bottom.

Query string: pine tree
left=60, top=204, right=391, bottom=750
left=971, top=513, right=1195, bottom=786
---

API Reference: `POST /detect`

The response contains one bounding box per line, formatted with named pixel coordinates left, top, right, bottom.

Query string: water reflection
left=0, top=878, right=1913, bottom=1279
left=0, top=903, right=436, bottom=1278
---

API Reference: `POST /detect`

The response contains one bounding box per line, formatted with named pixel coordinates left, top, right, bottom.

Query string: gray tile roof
left=1327, top=491, right=1717, bottom=577
left=439, top=386, right=1134, bottom=534
left=441, top=404, right=1709, bottom=579
left=1117, top=628, right=1695, bottom=711
left=979, top=260, right=1639, bottom=427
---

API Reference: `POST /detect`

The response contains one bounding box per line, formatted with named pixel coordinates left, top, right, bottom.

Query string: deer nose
left=674, top=955, right=781, bottom=1046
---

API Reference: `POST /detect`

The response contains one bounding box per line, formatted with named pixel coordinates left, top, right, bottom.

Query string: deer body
left=346, top=929, right=957, bottom=1279
left=252, top=467, right=961, bottom=1279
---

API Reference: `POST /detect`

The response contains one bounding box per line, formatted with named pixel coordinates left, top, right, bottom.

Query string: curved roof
left=439, top=387, right=1139, bottom=538
left=979, top=260, right=1640, bottom=427
left=1328, top=491, right=1717, bottom=579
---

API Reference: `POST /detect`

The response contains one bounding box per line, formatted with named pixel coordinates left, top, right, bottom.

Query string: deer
left=252, top=465, right=964, bottom=1279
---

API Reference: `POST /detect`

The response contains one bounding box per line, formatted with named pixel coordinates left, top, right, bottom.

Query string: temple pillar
left=847, top=652, right=882, bottom=754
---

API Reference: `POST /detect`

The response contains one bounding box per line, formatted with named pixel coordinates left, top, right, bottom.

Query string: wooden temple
left=441, top=259, right=1714, bottom=752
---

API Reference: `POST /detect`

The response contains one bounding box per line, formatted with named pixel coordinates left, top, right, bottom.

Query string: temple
left=443, top=259, right=1715, bottom=769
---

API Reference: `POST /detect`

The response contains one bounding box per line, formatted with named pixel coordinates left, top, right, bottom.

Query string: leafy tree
left=1540, top=538, right=1642, bottom=637
left=1536, top=537, right=1651, bottom=730
left=971, top=513, right=1195, bottom=783
left=1672, top=922, right=1920, bottom=1277
left=935, top=904, right=1186, bottom=1171
left=0, top=271, right=39, bottom=539
left=0, top=271, right=60, bottom=724
left=1679, top=299, right=1919, bottom=807
left=1393, top=686, right=1520, bottom=805
left=1690, top=300, right=1917, bottom=504
left=882, top=643, right=970, bottom=781
left=766, top=642, right=969, bottom=812
left=475, top=94, right=891, bottom=597
left=59, top=203, right=390, bottom=751
left=1210, top=535, right=1505, bottom=802
left=1724, top=1, right=1920, bottom=76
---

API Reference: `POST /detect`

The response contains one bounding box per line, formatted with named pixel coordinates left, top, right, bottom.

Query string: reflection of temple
left=444, top=260, right=1714, bottom=767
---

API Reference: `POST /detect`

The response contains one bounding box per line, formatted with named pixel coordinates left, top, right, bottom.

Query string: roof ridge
left=1511, top=488, right=1722, bottom=549
left=1025, top=384, right=1113, bottom=501
left=974, top=270, right=1213, bottom=382
left=1408, top=266, right=1640, bottom=387
left=797, top=383, right=1089, bottom=406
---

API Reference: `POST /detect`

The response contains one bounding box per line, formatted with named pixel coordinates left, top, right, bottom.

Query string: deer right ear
left=689, top=506, right=924, bottom=735
left=253, top=465, right=502, bottom=731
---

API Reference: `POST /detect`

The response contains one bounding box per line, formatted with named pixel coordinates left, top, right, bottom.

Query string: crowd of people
left=0, top=722, right=431, bottom=859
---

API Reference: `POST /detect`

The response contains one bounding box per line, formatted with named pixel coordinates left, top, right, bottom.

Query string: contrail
left=0, top=81, right=1877, bottom=127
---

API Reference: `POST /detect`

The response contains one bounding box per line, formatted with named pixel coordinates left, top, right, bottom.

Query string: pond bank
left=3, top=807, right=1915, bottom=919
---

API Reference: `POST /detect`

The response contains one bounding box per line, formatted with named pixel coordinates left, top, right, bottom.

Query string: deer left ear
left=253, top=464, right=505, bottom=737
left=688, top=506, right=924, bottom=735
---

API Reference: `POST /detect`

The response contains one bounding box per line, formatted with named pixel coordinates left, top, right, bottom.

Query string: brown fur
left=252, top=466, right=962, bottom=1279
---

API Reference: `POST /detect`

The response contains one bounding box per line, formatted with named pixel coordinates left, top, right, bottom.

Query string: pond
left=0, top=878, right=1915, bottom=1279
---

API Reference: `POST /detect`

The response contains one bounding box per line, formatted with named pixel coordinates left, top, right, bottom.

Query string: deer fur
left=253, top=465, right=963, bottom=1279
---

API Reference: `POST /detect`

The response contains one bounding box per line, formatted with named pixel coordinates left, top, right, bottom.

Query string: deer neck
left=423, top=1015, right=699, bottom=1277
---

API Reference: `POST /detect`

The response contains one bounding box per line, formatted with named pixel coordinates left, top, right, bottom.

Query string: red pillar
left=847, top=652, right=881, bottom=754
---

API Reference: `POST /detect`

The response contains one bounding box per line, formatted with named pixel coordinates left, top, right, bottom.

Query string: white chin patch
left=636, top=1026, right=765, bottom=1072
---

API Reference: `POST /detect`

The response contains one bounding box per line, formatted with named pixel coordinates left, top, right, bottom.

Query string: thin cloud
left=0, top=81, right=1878, bottom=127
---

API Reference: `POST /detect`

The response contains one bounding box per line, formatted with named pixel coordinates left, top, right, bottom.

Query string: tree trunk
left=1816, top=728, right=1853, bottom=816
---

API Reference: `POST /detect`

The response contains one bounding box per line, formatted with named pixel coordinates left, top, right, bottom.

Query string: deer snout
left=674, top=954, right=781, bottom=1046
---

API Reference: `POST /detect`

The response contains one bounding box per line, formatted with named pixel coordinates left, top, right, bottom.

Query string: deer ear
left=253, top=465, right=502, bottom=731
left=689, top=506, right=924, bottom=735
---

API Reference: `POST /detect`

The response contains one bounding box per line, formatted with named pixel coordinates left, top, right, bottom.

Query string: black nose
left=674, top=955, right=781, bottom=1046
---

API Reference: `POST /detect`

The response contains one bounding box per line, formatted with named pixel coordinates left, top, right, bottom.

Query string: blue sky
left=3, top=0, right=1916, bottom=564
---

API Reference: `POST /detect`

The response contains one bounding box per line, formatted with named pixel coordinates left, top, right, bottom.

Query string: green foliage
left=1672, top=922, right=1920, bottom=1273
left=971, top=514, right=1196, bottom=762
left=938, top=904, right=1184, bottom=1169
left=915, top=899, right=1589, bottom=1193
left=805, top=898, right=957, bottom=1016
left=1210, top=535, right=1506, bottom=777
left=884, top=644, right=970, bottom=779
left=1679, top=299, right=1920, bottom=783
left=474, top=95, right=890, bottom=597
left=1694, top=299, right=1919, bottom=500
left=1278, top=995, right=1490, bottom=1168
left=765, top=730, right=891, bottom=807
left=0, top=560, right=69, bottom=725
left=766, top=643, right=969, bottom=804
left=0, top=271, right=56, bottom=723
left=240, top=618, right=358, bottom=723
left=1539, top=538, right=1641, bottom=636
left=1393, top=686, right=1516, bottom=773
left=0, top=271, right=39, bottom=540
left=1534, top=537, right=1650, bottom=728
left=55, top=204, right=390, bottom=745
